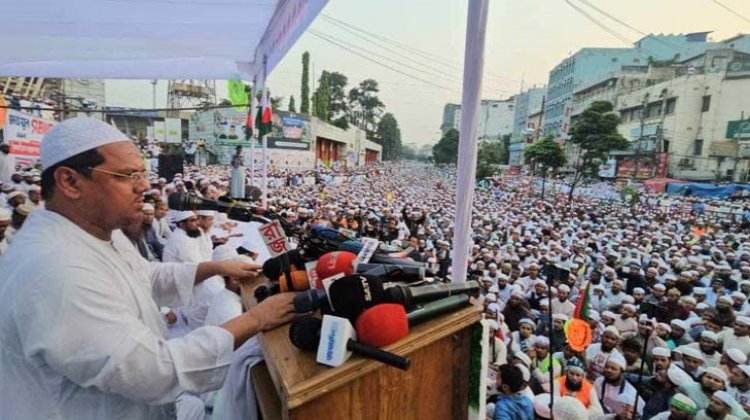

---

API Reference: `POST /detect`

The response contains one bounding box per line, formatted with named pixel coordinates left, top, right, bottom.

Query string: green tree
left=525, top=135, right=567, bottom=199
left=377, top=113, right=402, bottom=161
left=328, top=72, right=349, bottom=120
left=348, top=79, right=385, bottom=136
left=432, top=128, right=459, bottom=164
left=313, top=71, right=331, bottom=120
left=288, top=95, right=296, bottom=113
left=301, top=52, right=310, bottom=114
left=567, top=100, right=629, bottom=203
left=271, top=96, right=284, bottom=110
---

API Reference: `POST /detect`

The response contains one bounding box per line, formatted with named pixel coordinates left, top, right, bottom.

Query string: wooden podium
left=244, top=289, right=482, bottom=420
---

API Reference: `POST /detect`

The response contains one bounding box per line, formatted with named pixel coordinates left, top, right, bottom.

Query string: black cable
left=306, top=30, right=460, bottom=94
left=710, top=0, right=750, bottom=25
left=562, top=0, right=634, bottom=46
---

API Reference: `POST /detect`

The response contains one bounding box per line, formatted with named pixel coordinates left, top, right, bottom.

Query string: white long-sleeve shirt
left=0, top=210, right=234, bottom=419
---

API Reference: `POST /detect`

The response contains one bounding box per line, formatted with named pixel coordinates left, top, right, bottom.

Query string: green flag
left=227, top=79, right=248, bottom=111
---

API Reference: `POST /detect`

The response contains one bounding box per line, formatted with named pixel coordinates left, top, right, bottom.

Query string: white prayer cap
left=653, top=284, right=666, bottom=291
left=552, top=397, right=587, bottom=420
left=653, top=347, right=671, bottom=358
left=485, top=293, right=497, bottom=303
left=487, top=303, right=500, bottom=313
left=558, top=284, right=570, bottom=293
left=588, top=310, right=601, bottom=321
left=738, top=364, right=750, bottom=378
left=606, top=353, right=627, bottom=370
left=622, top=304, right=636, bottom=312
left=737, top=316, right=750, bottom=327
left=173, top=211, right=195, bottom=223
left=696, top=302, right=710, bottom=310
left=513, top=352, right=532, bottom=367
left=633, top=287, right=645, bottom=294
left=40, top=116, right=130, bottom=169
left=704, top=367, right=727, bottom=383
left=519, top=318, right=535, bottom=328
left=197, top=210, right=216, bottom=217
left=552, top=313, right=569, bottom=321
left=657, top=322, right=672, bottom=333
left=719, top=296, right=733, bottom=305
left=701, top=330, right=719, bottom=342
left=667, top=366, right=690, bottom=385
left=726, top=348, right=748, bottom=365
left=141, top=203, right=154, bottom=212
left=6, top=191, right=23, bottom=200
left=534, top=394, right=551, bottom=418
left=671, top=319, right=689, bottom=331
left=602, top=311, right=617, bottom=320
left=212, top=244, right=238, bottom=262
left=534, top=336, right=550, bottom=348
left=713, top=390, right=734, bottom=407
left=681, top=346, right=704, bottom=362
left=0, top=208, right=10, bottom=222
left=603, top=325, right=620, bottom=337
left=517, top=364, right=531, bottom=382
left=693, top=287, right=706, bottom=295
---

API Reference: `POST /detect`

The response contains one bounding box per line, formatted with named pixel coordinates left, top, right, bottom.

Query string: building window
left=694, top=139, right=704, bottom=156
left=665, top=98, right=677, bottom=115
left=701, top=95, right=711, bottom=112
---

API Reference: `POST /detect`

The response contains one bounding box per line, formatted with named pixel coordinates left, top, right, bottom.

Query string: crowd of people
left=3, top=123, right=750, bottom=419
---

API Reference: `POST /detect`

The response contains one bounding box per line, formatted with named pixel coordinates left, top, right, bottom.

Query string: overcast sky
left=106, top=0, right=749, bottom=146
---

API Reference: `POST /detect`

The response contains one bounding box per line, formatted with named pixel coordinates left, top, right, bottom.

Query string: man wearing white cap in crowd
left=196, top=210, right=217, bottom=261
left=0, top=143, right=13, bottom=185
left=529, top=336, right=561, bottom=393
left=679, top=330, right=722, bottom=368
left=593, top=353, right=645, bottom=417
left=649, top=393, right=698, bottom=420
left=729, top=364, right=750, bottom=410
left=553, top=358, right=604, bottom=415
left=679, top=367, right=748, bottom=418
left=607, top=279, right=627, bottom=306
left=0, top=207, right=10, bottom=256
left=551, top=284, right=575, bottom=317
left=671, top=319, right=694, bottom=347
left=696, top=390, right=742, bottom=420
left=586, top=327, right=622, bottom=381
left=720, top=316, right=750, bottom=359
left=614, top=304, right=638, bottom=334
left=0, top=117, right=297, bottom=419
left=677, top=346, right=707, bottom=381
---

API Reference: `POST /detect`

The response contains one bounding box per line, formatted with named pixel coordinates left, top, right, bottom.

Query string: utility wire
left=320, top=13, right=523, bottom=87
left=306, top=30, right=461, bottom=95
left=308, top=28, right=515, bottom=97
left=709, top=0, right=750, bottom=25
left=562, top=0, right=634, bottom=46
left=0, top=103, right=252, bottom=113
left=576, top=0, right=698, bottom=58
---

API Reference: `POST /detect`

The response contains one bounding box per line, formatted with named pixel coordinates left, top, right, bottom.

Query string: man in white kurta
left=163, top=211, right=224, bottom=332
left=0, top=116, right=296, bottom=420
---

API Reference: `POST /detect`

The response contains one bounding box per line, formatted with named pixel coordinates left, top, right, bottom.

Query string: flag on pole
left=255, top=89, right=272, bottom=139
left=572, top=281, right=591, bottom=320
left=245, top=94, right=257, bottom=141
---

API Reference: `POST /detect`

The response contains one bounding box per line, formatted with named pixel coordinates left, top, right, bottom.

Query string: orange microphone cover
left=354, top=303, right=409, bottom=347
left=279, top=268, right=310, bottom=292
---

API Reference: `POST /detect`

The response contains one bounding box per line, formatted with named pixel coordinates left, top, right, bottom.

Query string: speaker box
left=158, top=153, right=184, bottom=180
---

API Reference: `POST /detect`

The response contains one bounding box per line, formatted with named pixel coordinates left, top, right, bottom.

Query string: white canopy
left=0, top=0, right=328, bottom=81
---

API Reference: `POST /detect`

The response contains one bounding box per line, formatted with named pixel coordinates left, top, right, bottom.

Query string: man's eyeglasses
left=89, top=167, right=147, bottom=184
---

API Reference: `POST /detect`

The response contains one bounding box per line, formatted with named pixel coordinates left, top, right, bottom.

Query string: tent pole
left=450, top=0, right=489, bottom=284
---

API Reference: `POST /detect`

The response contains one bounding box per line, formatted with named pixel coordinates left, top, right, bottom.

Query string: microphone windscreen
left=338, top=240, right=363, bottom=255
left=262, top=249, right=305, bottom=280
left=279, top=268, right=310, bottom=292
left=310, top=225, right=344, bottom=241
left=289, top=316, right=322, bottom=352
left=316, top=251, right=357, bottom=281
left=328, top=275, right=385, bottom=322
left=355, top=304, right=409, bottom=347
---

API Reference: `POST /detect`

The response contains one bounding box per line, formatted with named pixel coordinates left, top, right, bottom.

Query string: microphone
left=293, top=289, right=328, bottom=313
left=168, top=192, right=264, bottom=223
left=291, top=275, right=385, bottom=322
left=262, top=250, right=311, bottom=292
left=289, top=315, right=410, bottom=370
left=356, top=263, right=425, bottom=283
left=338, top=241, right=424, bottom=267
left=315, top=251, right=357, bottom=284
left=384, top=280, right=481, bottom=309
left=354, top=295, right=471, bottom=347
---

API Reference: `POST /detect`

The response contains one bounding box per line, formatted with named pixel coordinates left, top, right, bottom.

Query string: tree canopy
left=300, top=52, right=310, bottom=114
left=432, top=129, right=459, bottom=164
left=377, top=113, right=402, bottom=161
left=524, top=135, right=567, bottom=174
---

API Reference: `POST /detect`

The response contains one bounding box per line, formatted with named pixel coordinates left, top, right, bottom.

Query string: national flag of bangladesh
left=255, top=89, right=272, bottom=139
left=573, top=281, right=591, bottom=320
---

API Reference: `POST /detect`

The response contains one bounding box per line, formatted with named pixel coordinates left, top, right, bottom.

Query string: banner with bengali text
left=4, top=110, right=56, bottom=168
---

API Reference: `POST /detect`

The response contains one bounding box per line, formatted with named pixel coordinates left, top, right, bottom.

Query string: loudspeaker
left=158, top=153, right=184, bottom=181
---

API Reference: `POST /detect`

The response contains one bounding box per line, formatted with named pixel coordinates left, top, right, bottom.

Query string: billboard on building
left=3, top=110, right=56, bottom=168
left=153, top=121, right=166, bottom=142
left=726, top=120, right=750, bottom=140
left=616, top=157, right=656, bottom=179
left=598, top=158, right=617, bottom=178
left=165, top=118, right=182, bottom=143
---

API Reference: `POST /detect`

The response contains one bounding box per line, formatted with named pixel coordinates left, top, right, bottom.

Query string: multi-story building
left=544, top=33, right=714, bottom=139
left=614, top=63, right=750, bottom=181
left=440, top=99, right=515, bottom=142
left=509, top=86, right=546, bottom=167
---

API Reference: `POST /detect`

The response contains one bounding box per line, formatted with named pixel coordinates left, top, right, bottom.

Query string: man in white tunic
left=0, top=117, right=296, bottom=420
